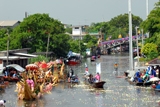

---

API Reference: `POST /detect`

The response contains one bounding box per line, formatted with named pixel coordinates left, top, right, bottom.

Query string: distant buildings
left=71, top=25, right=100, bottom=40
left=0, top=20, right=20, bottom=29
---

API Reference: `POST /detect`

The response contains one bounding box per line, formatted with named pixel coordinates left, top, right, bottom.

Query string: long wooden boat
left=128, top=80, right=152, bottom=86
left=84, top=77, right=106, bottom=88
left=3, top=76, right=19, bottom=82
left=92, top=81, right=106, bottom=88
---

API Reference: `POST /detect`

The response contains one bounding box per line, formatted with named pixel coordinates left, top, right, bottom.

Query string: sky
left=0, top=0, right=159, bottom=25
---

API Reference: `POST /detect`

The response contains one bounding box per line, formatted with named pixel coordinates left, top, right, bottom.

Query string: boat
left=84, top=76, right=106, bottom=88
left=2, top=64, right=25, bottom=82
left=3, top=76, right=19, bottom=82
left=67, top=56, right=81, bottom=65
left=84, top=63, right=106, bottom=88
left=91, top=81, right=106, bottom=88
left=67, top=75, right=80, bottom=85
left=128, top=79, right=152, bottom=86
left=65, top=51, right=81, bottom=65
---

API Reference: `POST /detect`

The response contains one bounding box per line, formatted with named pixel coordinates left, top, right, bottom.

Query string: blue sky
left=0, top=0, right=158, bottom=25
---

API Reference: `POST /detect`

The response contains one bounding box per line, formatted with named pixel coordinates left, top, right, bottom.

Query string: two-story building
left=71, top=25, right=100, bottom=40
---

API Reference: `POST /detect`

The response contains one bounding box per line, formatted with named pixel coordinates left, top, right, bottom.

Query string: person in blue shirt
left=134, top=69, right=141, bottom=82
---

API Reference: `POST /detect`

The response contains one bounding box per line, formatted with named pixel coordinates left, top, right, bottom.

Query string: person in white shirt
left=0, top=100, right=6, bottom=106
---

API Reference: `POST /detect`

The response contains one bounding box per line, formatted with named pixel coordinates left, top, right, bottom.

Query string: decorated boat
left=15, top=60, right=66, bottom=100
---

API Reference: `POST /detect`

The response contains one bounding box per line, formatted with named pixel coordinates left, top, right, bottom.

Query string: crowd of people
left=131, top=65, right=160, bottom=83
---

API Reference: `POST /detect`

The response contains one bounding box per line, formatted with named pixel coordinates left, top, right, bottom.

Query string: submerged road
left=1, top=53, right=160, bottom=107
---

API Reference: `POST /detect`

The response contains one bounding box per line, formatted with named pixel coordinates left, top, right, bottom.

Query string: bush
left=29, top=55, right=49, bottom=63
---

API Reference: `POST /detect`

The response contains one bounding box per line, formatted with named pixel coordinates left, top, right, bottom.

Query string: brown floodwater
left=1, top=53, right=160, bottom=107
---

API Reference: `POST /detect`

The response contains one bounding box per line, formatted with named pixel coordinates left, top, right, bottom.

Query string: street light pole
left=46, top=33, right=50, bottom=58
left=135, top=26, right=139, bottom=67
left=141, top=29, right=144, bottom=49
left=128, top=0, right=133, bottom=70
left=146, top=0, right=149, bottom=18
left=6, top=29, right=9, bottom=65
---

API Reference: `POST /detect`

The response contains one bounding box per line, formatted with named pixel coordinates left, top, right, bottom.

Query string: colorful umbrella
left=26, top=64, right=39, bottom=71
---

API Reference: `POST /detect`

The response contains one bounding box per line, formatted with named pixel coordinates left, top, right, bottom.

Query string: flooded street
left=1, top=53, right=160, bottom=107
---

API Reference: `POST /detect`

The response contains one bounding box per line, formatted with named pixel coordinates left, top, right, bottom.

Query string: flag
left=85, top=63, right=87, bottom=68
left=96, top=63, right=101, bottom=74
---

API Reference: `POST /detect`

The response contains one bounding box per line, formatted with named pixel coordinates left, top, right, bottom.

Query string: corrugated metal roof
left=0, top=20, right=20, bottom=26
left=12, top=53, right=37, bottom=57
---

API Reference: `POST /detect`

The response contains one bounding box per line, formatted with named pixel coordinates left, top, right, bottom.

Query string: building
left=0, top=48, right=37, bottom=68
left=71, top=25, right=100, bottom=40
left=0, top=20, right=20, bottom=29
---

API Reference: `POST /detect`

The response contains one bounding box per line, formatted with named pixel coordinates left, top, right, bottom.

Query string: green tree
left=10, top=13, right=65, bottom=53
left=141, top=1, right=160, bottom=37
left=141, top=43, right=158, bottom=59
left=51, top=34, right=71, bottom=58
left=87, top=14, right=143, bottom=40
left=0, top=28, right=8, bottom=51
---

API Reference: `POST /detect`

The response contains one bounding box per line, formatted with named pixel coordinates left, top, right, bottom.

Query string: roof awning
left=6, top=64, right=25, bottom=72
left=0, top=56, right=20, bottom=60
left=12, top=53, right=37, bottom=57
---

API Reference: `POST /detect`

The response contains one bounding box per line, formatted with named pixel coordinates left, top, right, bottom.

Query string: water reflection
left=17, top=99, right=45, bottom=107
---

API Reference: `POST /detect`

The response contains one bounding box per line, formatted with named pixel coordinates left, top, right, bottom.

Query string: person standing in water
left=113, top=62, right=118, bottom=76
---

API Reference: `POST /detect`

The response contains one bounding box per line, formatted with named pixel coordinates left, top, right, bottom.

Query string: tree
left=51, top=34, right=71, bottom=58
left=10, top=13, right=65, bottom=53
left=0, top=28, right=8, bottom=51
left=82, top=34, right=98, bottom=48
left=140, top=1, right=160, bottom=53
left=141, top=1, right=160, bottom=37
left=141, top=43, right=158, bottom=59
left=87, top=13, right=143, bottom=40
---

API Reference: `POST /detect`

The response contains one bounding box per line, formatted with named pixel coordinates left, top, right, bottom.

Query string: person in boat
left=133, top=69, right=142, bottom=82
left=4, top=68, right=9, bottom=77
left=88, top=74, right=94, bottom=83
left=150, top=66, right=157, bottom=77
left=12, top=71, right=17, bottom=78
left=94, top=72, right=101, bottom=82
left=68, top=68, right=74, bottom=82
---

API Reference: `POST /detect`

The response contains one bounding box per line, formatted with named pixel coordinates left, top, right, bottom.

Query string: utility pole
left=141, top=29, right=144, bottom=49
left=6, top=29, right=9, bottom=65
left=128, top=0, right=133, bottom=70
left=46, top=33, right=50, bottom=58
left=135, top=26, right=139, bottom=67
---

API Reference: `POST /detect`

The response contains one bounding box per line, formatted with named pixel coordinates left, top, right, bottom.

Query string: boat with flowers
left=15, top=60, right=66, bottom=100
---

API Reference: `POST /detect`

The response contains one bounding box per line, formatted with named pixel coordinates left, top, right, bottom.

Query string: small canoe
left=92, top=81, right=106, bottom=88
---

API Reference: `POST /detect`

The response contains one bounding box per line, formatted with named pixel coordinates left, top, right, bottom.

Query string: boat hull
left=67, top=60, right=80, bottom=65
left=92, top=81, right=106, bottom=88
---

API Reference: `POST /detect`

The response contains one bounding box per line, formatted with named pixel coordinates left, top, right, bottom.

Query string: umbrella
left=149, top=77, right=160, bottom=82
left=26, top=64, right=39, bottom=71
